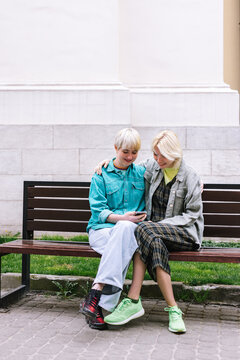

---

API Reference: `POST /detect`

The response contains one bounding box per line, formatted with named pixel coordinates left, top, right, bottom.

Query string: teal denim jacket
left=87, top=159, right=145, bottom=232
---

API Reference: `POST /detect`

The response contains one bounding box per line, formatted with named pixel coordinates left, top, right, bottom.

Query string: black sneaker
left=88, top=306, right=108, bottom=330
left=80, top=289, right=102, bottom=320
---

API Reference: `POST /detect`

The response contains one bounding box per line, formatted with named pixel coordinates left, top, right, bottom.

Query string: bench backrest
left=23, top=181, right=91, bottom=239
left=22, top=181, right=240, bottom=240
left=202, top=184, right=240, bottom=238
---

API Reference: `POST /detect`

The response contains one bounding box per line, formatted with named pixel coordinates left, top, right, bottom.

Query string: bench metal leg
left=0, top=254, right=28, bottom=308
left=22, top=254, right=30, bottom=290
left=0, top=255, right=2, bottom=301
left=0, top=285, right=27, bottom=308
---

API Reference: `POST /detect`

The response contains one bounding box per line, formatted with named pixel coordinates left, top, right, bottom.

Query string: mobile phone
left=135, top=211, right=147, bottom=216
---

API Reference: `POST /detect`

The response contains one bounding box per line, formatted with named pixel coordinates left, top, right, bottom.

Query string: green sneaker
left=104, top=297, right=145, bottom=325
left=164, top=306, right=186, bottom=333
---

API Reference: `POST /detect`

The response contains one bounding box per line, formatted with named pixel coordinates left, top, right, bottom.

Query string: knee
left=115, top=220, right=137, bottom=231
left=135, top=221, right=149, bottom=236
left=137, top=221, right=148, bottom=230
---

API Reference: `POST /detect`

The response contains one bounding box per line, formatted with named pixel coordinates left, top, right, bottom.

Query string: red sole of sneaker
left=81, top=308, right=97, bottom=320
left=89, top=323, right=108, bottom=330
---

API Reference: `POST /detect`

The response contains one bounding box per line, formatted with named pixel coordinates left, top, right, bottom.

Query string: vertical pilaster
left=119, top=0, right=239, bottom=125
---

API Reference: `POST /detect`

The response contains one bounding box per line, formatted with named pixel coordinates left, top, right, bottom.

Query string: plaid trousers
left=135, top=221, right=199, bottom=280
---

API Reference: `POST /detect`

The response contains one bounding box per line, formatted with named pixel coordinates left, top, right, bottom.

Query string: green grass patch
left=38, top=234, right=89, bottom=243
left=202, top=240, right=240, bottom=248
left=1, top=234, right=240, bottom=286
left=0, top=231, right=20, bottom=244
left=170, top=261, right=240, bottom=286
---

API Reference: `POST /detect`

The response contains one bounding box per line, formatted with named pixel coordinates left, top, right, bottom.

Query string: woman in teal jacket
left=81, top=128, right=146, bottom=330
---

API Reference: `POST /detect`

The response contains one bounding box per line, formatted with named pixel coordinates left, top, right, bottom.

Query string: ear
left=114, top=145, right=118, bottom=151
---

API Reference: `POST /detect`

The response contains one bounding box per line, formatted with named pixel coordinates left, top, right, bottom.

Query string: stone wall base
left=0, top=123, right=239, bottom=233
left=2, top=273, right=240, bottom=305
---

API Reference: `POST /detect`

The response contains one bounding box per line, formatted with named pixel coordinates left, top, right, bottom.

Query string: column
left=119, top=0, right=239, bottom=126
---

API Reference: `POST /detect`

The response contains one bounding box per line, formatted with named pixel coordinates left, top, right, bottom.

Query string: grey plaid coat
left=141, top=158, right=204, bottom=246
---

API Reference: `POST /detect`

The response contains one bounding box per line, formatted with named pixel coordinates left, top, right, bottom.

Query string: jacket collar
left=175, top=159, right=186, bottom=182
left=106, top=158, right=133, bottom=173
left=106, top=159, right=116, bottom=173
left=153, top=158, right=186, bottom=182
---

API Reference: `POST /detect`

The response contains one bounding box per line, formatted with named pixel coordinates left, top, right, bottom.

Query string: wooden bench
left=0, top=181, right=239, bottom=307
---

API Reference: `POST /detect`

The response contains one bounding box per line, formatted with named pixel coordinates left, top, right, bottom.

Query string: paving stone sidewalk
left=0, top=292, right=239, bottom=360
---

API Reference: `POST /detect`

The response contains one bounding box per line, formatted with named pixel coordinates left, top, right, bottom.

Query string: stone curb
left=2, top=273, right=240, bottom=305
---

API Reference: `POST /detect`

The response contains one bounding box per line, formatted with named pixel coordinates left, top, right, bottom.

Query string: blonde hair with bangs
left=152, top=130, right=182, bottom=168
left=114, top=128, right=141, bottom=151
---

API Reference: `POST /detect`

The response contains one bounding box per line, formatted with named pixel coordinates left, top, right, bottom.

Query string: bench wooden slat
left=0, top=240, right=100, bottom=257
left=27, top=220, right=88, bottom=232
left=204, top=184, right=240, bottom=190
left=203, top=202, right=240, bottom=213
left=169, top=248, right=240, bottom=263
left=28, top=187, right=90, bottom=198
left=203, top=214, right=240, bottom=226
left=1, top=240, right=239, bottom=263
left=27, top=209, right=91, bottom=221
left=28, top=198, right=90, bottom=210
left=27, top=212, right=240, bottom=228
left=202, top=190, right=240, bottom=202
left=204, top=225, right=240, bottom=238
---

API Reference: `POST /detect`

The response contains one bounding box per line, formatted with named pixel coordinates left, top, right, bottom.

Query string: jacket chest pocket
left=106, top=182, right=121, bottom=208
left=130, top=181, right=145, bottom=204
left=173, top=189, right=186, bottom=214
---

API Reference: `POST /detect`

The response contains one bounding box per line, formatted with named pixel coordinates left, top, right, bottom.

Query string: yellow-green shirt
left=163, top=167, right=179, bottom=185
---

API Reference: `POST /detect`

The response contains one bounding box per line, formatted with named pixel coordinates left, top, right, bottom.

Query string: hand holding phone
left=135, top=211, right=147, bottom=216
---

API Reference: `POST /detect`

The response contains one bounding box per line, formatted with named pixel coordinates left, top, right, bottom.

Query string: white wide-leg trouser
left=89, top=221, right=138, bottom=312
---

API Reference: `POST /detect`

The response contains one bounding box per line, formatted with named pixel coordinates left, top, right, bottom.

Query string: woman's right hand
left=122, top=211, right=147, bottom=223
left=94, top=159, right=110, bottom=175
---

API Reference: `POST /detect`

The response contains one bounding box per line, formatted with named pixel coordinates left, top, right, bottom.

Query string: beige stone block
left=202, top=175, right=240, bottom=184
left=0, top=200, right=22, bottom=226
left=52, top=174, right=92, bottom=182
left=53, top=125, right=126, bottom=149
left=79, top=149, right=114, bottom=174
left=0, top=175, right=53, bottom=200
left=22, top=149, right=79, bottom=175
left=187, top=127, right=240, bottom=150
left=183, top=150, right=211, bottom=176
left=0, top=150, right=21, bottom=174
left=0, top=125, right=53, bottom=149
left=212, top=150, right=240, bottom=176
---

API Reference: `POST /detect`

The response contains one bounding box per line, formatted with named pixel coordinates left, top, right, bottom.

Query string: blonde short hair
left=114, top=128, right=141, bottom=151
left=152, top=130, right=182, bottom=168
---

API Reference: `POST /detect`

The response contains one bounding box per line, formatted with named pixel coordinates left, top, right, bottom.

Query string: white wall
left=120, top=0, right=223, bottom=85
left=0, top=0, right=119, bottom=84
left=0, top=0, right=238, bottom=126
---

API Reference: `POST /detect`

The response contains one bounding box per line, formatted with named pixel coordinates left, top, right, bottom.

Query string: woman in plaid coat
left=104, top=130, right=204, bottom=333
